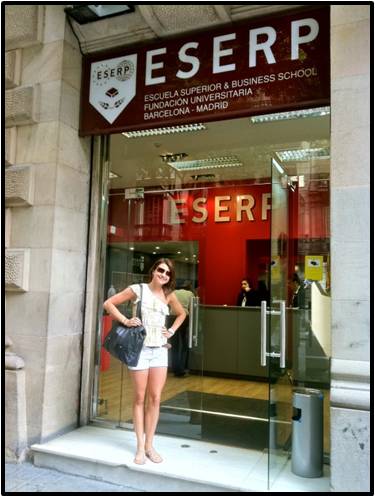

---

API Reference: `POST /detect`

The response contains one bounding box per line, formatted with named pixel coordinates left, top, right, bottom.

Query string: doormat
left=158, top=391, right=291, bottom=451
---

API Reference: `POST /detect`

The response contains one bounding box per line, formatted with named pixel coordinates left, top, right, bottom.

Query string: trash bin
left=291, top=388, right=323, bottom=477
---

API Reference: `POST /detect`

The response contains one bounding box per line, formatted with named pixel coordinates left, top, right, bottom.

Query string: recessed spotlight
left=177, top=251, right=181, bottom=254
left=130, top=247, right=135, bottom=251
left=155, top=246, right=160, bottom=250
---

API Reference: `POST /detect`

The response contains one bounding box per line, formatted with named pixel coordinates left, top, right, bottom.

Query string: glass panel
left=200, top=305, right=269, bottom=453
left=98, top=117, right=276, bottom=464
left=158, top=295, right=204, bottom=441
left=112, top=213, right=204, bottom=436
left=288, top=165, right=331, bottom=463
left=268, top=157, right=292, bottom=485
left=92, top=135, right=125, bottom=425
left=269, top=146, right=331, bottom=490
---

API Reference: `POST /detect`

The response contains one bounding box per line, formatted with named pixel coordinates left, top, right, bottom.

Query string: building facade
left=4, top=4, right=371, bottom=493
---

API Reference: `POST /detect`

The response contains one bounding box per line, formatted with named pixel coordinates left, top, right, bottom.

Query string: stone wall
left=330, top=5, right=370, bottom=492
left=5, top=4, right=91, bottom=455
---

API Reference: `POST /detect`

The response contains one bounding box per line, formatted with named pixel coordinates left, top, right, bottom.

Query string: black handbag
left=103, top=284, right=146, bottom=367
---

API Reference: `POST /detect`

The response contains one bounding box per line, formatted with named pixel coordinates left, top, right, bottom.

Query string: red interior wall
left=108, top=183, right=329, bottom=305
left=246, top=240, right=271, bottom=288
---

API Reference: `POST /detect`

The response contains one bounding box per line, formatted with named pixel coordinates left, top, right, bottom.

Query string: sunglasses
left=156, top=267, right=171, bottom=277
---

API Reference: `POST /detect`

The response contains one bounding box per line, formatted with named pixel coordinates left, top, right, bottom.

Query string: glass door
left=92, top=110, right=330, bottom=492
left=267, top=153, right=331, bottom=490
left=114, top=187, right=270, bottom=451
left=266, top=157, right=292, bottom=486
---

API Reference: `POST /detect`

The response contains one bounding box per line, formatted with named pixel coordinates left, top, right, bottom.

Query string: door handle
left=260, top=300, right=286, bottom=368
left=192, top=297, right=199, bottom=347
left=280, top=300, right=286, bottom=368
left=188, top=297, right=194, bottom=349
left=261, top=300, right=267, bottom=366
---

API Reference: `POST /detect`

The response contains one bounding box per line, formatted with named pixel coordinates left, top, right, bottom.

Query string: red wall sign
left=80, top=6, right=330, bottom=135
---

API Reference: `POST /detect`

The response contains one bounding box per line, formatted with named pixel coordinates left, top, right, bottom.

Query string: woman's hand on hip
left=127, top=317, right=142, bottom=327
left=162, top=327, right=174, bottom=339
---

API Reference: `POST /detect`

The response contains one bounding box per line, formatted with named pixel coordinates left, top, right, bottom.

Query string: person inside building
left=236, top=278, right=259, bottom=306
left=170, top=280, right=195, bottom=377
left=103, top=258, right=186, bottom=465
left=257, top=279, right=270, bottom=306
left=290, top=272, right=306, bottom=308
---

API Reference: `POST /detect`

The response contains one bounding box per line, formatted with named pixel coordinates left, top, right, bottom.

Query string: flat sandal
left=145, top=448, right=163, bottom=463
left=134, top=450, right=146, bottom=465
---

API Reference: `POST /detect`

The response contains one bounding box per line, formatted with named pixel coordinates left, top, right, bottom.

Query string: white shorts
left=128, top=346, right=168, bottom=371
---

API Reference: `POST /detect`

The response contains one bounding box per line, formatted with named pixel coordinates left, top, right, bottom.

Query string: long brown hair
left=148, top=258, right=176, bottom=295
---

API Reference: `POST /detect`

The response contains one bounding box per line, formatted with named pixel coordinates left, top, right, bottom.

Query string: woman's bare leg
left=144, top=366, right=168, bottom=461
left=130, top=369, right=149, bottom=463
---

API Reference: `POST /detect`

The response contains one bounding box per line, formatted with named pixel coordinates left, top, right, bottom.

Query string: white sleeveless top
left=129, top=283, right=169, bottom=347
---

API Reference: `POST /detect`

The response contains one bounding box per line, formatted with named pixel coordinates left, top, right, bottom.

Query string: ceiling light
left=250, top=107, right=330, bottom=124
left=122, top=123, right=206, bottom=138
left=276, top=148, right=330, bottom=162
left=109, top=171, right=120, bottom=179
left=168, top=156, right=243, bottom=171
left=65, top=4, right=134, bottom=24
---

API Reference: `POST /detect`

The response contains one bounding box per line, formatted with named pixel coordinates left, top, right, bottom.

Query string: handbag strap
left=136, top=284, right=143, bottom=321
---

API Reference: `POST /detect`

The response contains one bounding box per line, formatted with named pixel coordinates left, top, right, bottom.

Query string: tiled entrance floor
left=32, top=425, right=330, bottom=492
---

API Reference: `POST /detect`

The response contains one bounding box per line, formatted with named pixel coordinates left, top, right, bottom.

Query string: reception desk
left=189, top=305, right=267, bottom=378
left=188, top=305, right=330, bottom=385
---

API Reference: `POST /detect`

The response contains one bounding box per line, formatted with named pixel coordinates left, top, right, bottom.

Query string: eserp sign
left=80, top=6, right=330, bottom=135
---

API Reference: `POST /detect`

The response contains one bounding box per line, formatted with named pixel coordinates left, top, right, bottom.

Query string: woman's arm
left=167, top=292, right=187, bottom=333
left=103, top=287, right=138, bottom=326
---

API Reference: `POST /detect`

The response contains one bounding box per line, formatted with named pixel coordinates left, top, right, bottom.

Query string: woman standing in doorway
left=103, top=258, right=186, bottom=465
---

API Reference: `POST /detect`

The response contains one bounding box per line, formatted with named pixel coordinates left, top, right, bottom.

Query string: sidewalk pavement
left=4, top=462, right=146, bottom=493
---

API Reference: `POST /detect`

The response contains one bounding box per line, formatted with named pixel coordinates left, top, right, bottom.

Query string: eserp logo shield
left=89, top=54, right=137, bottom=124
